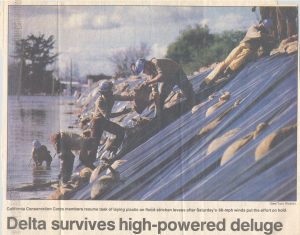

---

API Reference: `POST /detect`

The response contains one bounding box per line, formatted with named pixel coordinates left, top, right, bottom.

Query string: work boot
left=223, top=67, right=234, bottom=79
left=199, top=78, right=211, bottom=90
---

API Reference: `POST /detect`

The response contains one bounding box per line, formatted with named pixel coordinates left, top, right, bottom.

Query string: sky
left=8, top=6, right=257, bottom=78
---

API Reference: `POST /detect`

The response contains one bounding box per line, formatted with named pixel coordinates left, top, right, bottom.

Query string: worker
left=131, top=58, right=196, bottom=117
left=252, top=7, right=278, bottom=40
left=253, top=6, right=298, bottom=42
left=50, top=131, right=98, bottom=186
left=31, top=140, right=52, bottom=167
left=90, top=80, right=134, bottom=160
left=201, top=19, right=275, bottom=89
left=276, top=7, right=298, bottom=41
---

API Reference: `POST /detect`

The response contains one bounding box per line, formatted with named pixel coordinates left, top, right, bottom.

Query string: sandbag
left=47, top=189, right=63, bottom=200
left=221, top=122, right=268, bottom=165
left=207, top=128, right=240, bottom=155
left=47, top=186, right=73, bottom=200
left=221, top=135, right=253, bottom=166
left=91, top=167, right=120, bottom=199
left=79, top=167, right=93, bottom=180
left=206, top=92, right=231, bottom=117
left=270, top=35, right=298, bottom=55
left=286, top=41, right=298, bottom=54
left=198, top=99, right=241, bottom=138
left=255, top=124, right=296, bottom=161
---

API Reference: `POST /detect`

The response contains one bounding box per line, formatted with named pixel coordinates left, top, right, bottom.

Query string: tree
left=167, top=25, right=214, bottom=64
left=109, top=42, right=151, bottom=77
left=13, top=33, right=59, bottom=94
left=166, top=25, right=245, bottom=74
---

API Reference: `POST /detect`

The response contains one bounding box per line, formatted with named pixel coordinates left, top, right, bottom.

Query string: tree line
left=9, top=34, right=61, bottom=95
left=110, top=25, right=245, bottom=76
left=166, top=25, right=245, bottom=74
left=8, top=25, right=245, bottom=95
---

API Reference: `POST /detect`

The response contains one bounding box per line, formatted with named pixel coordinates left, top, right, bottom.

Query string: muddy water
left=7, top=96, right=78, bottom=199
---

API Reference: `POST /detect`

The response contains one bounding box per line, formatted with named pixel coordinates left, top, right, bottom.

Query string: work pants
left=91, top=117, right=125, bottom=152
left=205, top=43, right=254, bottom=83
left=59, top=151, right=75, bottom=184
left=276, top=7, right=298, bottom=41
left=79, top=137, right=98, bottom=170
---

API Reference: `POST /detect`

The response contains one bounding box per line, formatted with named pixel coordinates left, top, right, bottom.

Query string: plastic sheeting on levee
left=70, top=53, right=297, bottom=200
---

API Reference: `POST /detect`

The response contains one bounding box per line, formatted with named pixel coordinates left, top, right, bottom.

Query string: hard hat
left=133, top=58, right=146, bottom=75
left=32, top=140, right=42, bottom=149
left=262, top=19, right=273, bottom=33
left=98, top=80, right=113, bottom=93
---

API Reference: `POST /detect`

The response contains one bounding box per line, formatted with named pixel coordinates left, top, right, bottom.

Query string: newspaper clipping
left=1, top=0, right=299, bottom=234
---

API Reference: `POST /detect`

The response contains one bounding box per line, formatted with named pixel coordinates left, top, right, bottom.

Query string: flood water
left=7, top=96, right=78, bottom=199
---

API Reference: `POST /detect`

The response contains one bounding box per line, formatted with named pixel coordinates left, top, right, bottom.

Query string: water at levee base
left=7, top=95, right=78, bottom=200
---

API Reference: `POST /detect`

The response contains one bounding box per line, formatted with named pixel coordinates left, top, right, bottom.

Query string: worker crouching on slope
left=131, top=58, right=196, bottom=118
left=31, top=140, right=52, bottom=167
left=90, top=80, right=134, bottom=161
left=201, top=19, right=275, bottom=89
left=50, top=131, right=97, bottom=186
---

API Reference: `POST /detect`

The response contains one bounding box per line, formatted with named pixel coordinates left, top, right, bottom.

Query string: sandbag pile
left=270, top=35, right=298, bottom=56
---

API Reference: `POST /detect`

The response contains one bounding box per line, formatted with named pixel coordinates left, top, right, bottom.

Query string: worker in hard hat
left=31, top=140, right=52, bottom=167
left=201, top=19, right=275, bottom=89
left=252, top=7, right=278, bottom=40
left=50, top=131, right=98, bottom=186
left=131, top=58, right=196, bottom=117
left=91, top=80, right=134, bottom=158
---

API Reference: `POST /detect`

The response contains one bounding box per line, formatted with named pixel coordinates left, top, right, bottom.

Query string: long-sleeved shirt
left=150, top=58, right=184, bottom=84
left=32, top=145, right=52, bottom=164
left=60, top=132, right=83, bottom=151
left=53, top=132, right=84, bottom=156
left=240, top=25, right=273, bottom=50
left=93, top=94, right=134, bottom=119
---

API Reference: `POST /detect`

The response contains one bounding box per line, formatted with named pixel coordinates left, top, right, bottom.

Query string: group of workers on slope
left=31, top=16, right=292, bottom=188
left=31, top=56, right=197, bottom=187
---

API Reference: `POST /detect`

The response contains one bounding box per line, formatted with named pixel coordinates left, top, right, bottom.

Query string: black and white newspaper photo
left=0, top=0, right=299, bottom=234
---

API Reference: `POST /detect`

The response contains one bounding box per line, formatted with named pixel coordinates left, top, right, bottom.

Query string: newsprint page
left=1, top=0, right=299, bottom=234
